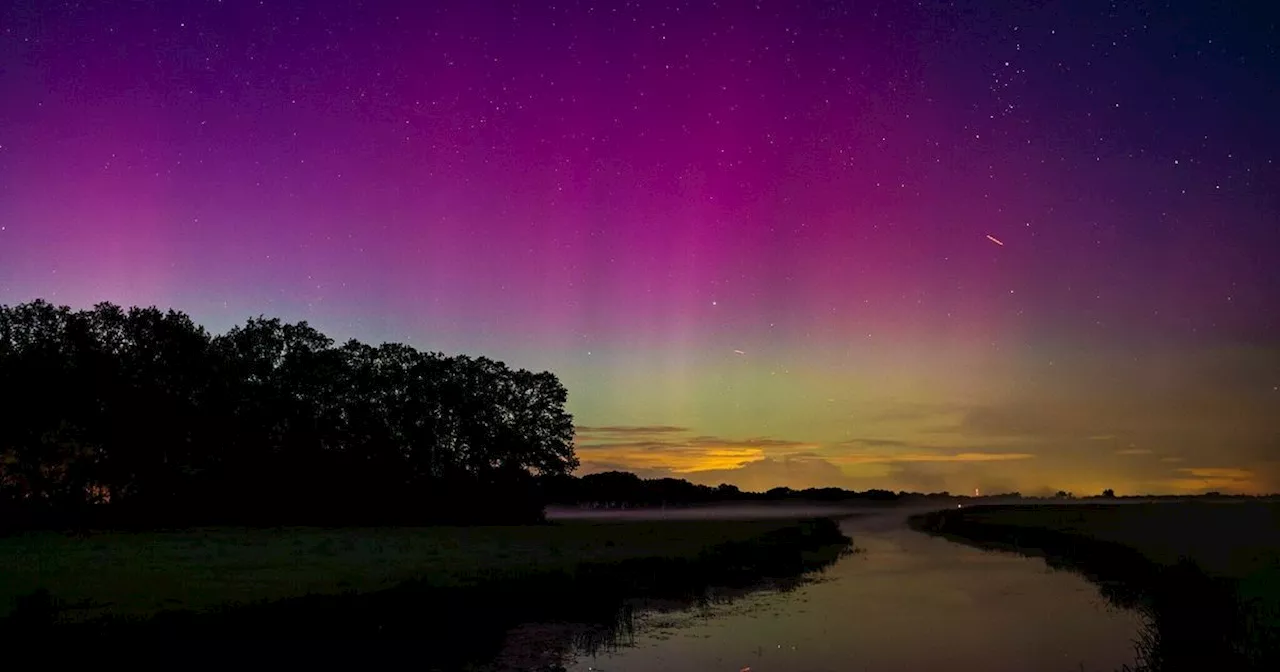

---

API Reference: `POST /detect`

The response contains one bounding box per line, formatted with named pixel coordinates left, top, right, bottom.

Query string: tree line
left=0, top=300, right=577, bottom=529
left=536, top=475, right=1188, bottom=507
left=537, top=470, right=927, bottom=508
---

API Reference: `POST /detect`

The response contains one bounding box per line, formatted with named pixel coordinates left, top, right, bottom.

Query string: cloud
left=958, top=348, right=1280, bottom=455
left=575, top=425, right=687, bottom=435
left=827, top=452, right=1035, bottom=465
left=574, top=419, right=1035, bottom=490
left=575, top=431, right=1039, bottom=493
left=838, top=437, right=911, bottom=448
left=1253, top=461, right=1280, bottom=494
left=960, top=405, right=1128, bottom=442
left=1177, top=467, right=1255, bottom=480
left=879, top=461, right=1026, bottom=496
left=881, top=462, right=948, bottom=493
left=676, top=456, right=858, bottom=492
left=1159, top=456, right=1184, bottom=463
left=577, top=455, right=863, bottom=492
left=683, top=435, right=809, bottom=449
left=575, top=428, right=815, bottom=474
left=1116, top=448, right=1154, bottom=456
left=577, top=445, right=763, bottom=473
left=1165, top=467, right=1261, bottom=493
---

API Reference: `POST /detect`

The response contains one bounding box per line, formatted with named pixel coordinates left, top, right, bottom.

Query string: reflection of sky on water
left=569, top=515, right=1143, bottom=672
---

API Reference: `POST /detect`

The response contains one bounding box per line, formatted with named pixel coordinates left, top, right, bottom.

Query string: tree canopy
left=0, top=300, right=577, bottom=528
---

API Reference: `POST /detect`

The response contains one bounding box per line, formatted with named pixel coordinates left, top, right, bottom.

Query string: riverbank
left=1, top=517, right=851, bottom=666
left=908, top=503, right=1280, bottom=671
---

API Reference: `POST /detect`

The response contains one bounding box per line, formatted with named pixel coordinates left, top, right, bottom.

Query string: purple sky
left=3, top=1, right=1278, bottom=494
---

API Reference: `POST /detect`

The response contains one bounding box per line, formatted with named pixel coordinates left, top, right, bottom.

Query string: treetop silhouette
left=0, top=299, right=577, bottom=528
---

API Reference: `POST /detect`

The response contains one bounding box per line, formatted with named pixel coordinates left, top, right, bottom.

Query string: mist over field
left=547, top=503, right=881, bottom=521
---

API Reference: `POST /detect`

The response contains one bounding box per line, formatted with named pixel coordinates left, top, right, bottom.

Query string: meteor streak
left=986, top=234, right=1004, bottom=246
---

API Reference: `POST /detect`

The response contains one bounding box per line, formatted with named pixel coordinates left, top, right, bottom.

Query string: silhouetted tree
left=0, top=300, right=579, bottom=529
left=1102, top=488, right=1116, bottom=498
left=578, top=471, right=646, bottom=508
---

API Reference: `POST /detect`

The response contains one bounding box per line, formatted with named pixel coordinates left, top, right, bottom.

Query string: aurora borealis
left=2, top=1, right=1277, bottom=495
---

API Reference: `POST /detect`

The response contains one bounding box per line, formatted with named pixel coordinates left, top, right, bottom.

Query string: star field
left=2, top=0, right=1278, bottom=494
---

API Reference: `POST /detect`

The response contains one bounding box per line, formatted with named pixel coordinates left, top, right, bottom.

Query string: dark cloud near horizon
left=575, top=425, right=688, bottom=435
left=838, top=437, right=911, bottom=448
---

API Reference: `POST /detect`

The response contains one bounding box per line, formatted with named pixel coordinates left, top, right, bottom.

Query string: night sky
left=3, top=1, right=1278, bottom=495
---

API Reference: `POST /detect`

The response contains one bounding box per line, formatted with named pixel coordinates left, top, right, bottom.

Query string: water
left=566, top=510, right=1145, bottom=672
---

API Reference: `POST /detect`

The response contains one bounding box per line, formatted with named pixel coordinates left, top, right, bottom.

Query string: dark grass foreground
left=908, top=504, right=1280, bottom=672
left=2, top=517, right=851, bottom=668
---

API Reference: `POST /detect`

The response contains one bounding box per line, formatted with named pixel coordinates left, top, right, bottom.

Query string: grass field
left=909, top=502, right=1280, bottom=671
left=936, top=502, right=1280, bottom=578
left=0, top=518, right=823, bottom=622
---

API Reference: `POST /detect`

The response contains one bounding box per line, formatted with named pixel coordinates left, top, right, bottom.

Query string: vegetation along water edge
left=2, top=516, right=853, bottom=668
left=908, top=503, right=1280, bottom=672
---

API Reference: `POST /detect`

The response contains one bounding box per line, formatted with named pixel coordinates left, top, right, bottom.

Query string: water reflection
left=490, top=567, right=837, bottom=670
left=567, top=512, right=1144, bottom=672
